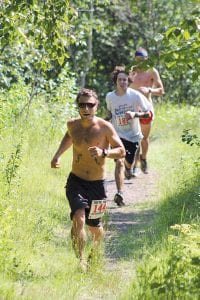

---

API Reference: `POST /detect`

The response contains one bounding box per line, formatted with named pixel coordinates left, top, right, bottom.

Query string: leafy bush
left=130, top=224, right=200, bottom=300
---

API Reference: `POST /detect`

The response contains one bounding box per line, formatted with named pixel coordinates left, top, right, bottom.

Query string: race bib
left=88, top=199, right=107, bottom=219
left=116, top=116, right=128, bottom=126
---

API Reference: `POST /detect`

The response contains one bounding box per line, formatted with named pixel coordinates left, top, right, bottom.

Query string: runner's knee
left=142, top=135, right=149, bottom=141
left=115, top=158, right=124, bottom=168
left=73, top=209, right=85, bottom=229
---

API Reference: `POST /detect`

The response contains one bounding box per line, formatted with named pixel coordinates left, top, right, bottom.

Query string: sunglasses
left=78, top=102, right=96, bottom=108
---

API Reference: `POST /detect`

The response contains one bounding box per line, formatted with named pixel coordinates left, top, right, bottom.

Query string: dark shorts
left=65, top=173, right=107, bottom=227
left=121, top=138, right=139, bottom=165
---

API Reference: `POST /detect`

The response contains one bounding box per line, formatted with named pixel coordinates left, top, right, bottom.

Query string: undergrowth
left=0, top=89, right=199, bottom=299
left=123, top=103, right=200, bottom=300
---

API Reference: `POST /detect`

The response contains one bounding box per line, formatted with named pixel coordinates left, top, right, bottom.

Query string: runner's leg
left=132, top=145, right=141, bottom=177
left=133, top=144, right=140, bottom=167
left=71, top=208, right=87, bottom=261
left=88, top=226, right=104, bottom=265
left=140, top=123, right=151, bottom=160
left=88, top=225, right=104, bottom=246
left=114, top=158, right=125, bottom=206
left=115, top=158, right=124, bottom=193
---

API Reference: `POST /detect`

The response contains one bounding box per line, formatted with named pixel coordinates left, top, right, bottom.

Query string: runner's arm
left=150, top=68, right=165, bottom=96
left=125, top=111, right=150, bottom=120
left=88, top=122, right=125, bottom=159
left=105, top=123, right=125, bottom=159
left=51, top=131, right=72, bottom=168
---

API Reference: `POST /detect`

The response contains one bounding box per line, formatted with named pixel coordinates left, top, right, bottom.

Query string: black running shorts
left=121, top=138, right=139, bottom=165
left=65, top=173, right=107, bottom=227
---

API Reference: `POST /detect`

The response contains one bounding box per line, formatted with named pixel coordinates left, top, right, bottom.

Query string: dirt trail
left=78, top=170, right=159, bottom=300
left=104, top=169, right=158, bottom=264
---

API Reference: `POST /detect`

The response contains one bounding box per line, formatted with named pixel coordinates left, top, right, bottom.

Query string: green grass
left=122, top=103, right=200, bottom=299
left=0, top=101, right=199, bottom=299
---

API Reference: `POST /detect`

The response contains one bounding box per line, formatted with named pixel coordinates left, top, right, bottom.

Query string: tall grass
left=0, top=97, right=131, bottom=299
left=123, top=103, right=200, bottom=299
left=0, top=98, right=199, bottom=299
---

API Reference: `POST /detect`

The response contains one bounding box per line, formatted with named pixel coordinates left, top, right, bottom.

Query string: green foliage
left=0, top=0, right=199, bottom=107
left=158, top=8, right=200, bottom=104
left=0, top=81, right=30, bottom=134
left=181, top=128, right=200, bottom=170
left=130, top=224, right=200, bottom=299
left=161, top=15, right=200, bottom=79
left=182, top=129, right=200, bottom=147
left=124, top=103, right=200, bottom=300
left=4, top=140, right=23, bottom=193
left=0, top=70, right=78, bottom=139
left=0, top=0, right=77, bottom=89
left=0, top=203, right=15, bottom=274
left=0, top=90, right=199, bottom=298
left=0, top=1, right=200, bottom=297
left=73, top=0, right=199, bottom=106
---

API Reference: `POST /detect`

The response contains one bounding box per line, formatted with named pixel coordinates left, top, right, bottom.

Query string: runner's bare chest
left=131, top=71, right=153, bottom=88
left=72, top=124, right=105, bottom=148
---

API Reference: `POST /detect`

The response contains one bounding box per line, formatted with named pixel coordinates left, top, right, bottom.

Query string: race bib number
left=116, top=116, right=128, bottom=126
left=88, top=199, right=107, bottom=219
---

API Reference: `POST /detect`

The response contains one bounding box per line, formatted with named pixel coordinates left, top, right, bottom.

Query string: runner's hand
left=88, top=146, right=103, bottom=158
left=138, top=86, right=150, bottom=96
left=78, top=194, right=89, bottom=208
left=125, top=111, right=136, bottom=120
left=51, top=156, right=61, bottom=168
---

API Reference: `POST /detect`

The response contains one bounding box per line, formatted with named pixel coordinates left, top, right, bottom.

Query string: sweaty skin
left=51, top=95, right=125, bottom=181
left=68, top=116, right=123, bottom=180
left=129, top=60, right=165, bottom=168
left=129, top=67, right=164, bottom=103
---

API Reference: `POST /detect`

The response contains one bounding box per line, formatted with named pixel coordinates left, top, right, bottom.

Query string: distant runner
left=129, top=47, right=165, bottom=175
left=105, top=67, right=151, bottom=207
left=51, top=88, right=125, bottom=271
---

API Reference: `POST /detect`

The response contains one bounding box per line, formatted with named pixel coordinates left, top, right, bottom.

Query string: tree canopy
left=0, top=0, right=199, bottom=104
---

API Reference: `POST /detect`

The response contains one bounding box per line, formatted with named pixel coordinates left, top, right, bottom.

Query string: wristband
left=134, top=112, right=139, bottom=118
left=102, top=149, right=108, bottom=158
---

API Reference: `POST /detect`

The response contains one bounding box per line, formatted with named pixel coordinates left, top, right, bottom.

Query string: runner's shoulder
left=96, top=117, right=115, bottom=131
left=151, top=67, right=160, bottom=75
left=106, top=90, right=115, bottom=99
left=67, top=117, right=80, bottom=128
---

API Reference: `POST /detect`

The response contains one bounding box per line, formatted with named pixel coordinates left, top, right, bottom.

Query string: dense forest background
left=0, top=0, right=199, bottom=114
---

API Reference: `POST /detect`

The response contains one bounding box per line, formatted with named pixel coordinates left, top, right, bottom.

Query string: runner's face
left=116, top=73, right=128, bottom=90
left=78, top=96, right=97, bottom=119
left=135, top=55, right=148, bottom=62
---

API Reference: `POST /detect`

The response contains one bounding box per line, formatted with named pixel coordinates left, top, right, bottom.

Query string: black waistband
left=68, top=172, right=105, bottom=184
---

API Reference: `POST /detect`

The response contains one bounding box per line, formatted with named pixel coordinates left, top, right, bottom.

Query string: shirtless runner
left=51, top=88, right=125, bottom=271
left=129, top=47, right=165, bottom=175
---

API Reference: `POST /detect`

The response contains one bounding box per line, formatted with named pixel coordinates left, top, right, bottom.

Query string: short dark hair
left=111, top=66, right=128, bottom=84
left=76, top=88, right=99, bottom=105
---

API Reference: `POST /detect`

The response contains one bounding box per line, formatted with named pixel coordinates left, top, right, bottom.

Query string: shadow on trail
left=104, top=171, right=158, bottom=262
left=105, top=208, right=156, bottom=261
left=105, top=171, right=199, bottom=263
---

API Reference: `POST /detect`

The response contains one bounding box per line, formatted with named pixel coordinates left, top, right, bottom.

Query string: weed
left=4, top=139, right=23, bottom=194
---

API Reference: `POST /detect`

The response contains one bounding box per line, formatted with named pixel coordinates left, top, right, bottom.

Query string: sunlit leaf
left=166, top=61, right=176, bottom=68
left=165, top=27, right=177, bottom=38
left=183, top=30, right=190, bottom=40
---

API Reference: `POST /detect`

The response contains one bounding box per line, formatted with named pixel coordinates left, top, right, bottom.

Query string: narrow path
left=104, top=169, right=158, bottom=264
left=78, top=170, right=159, bottom=300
